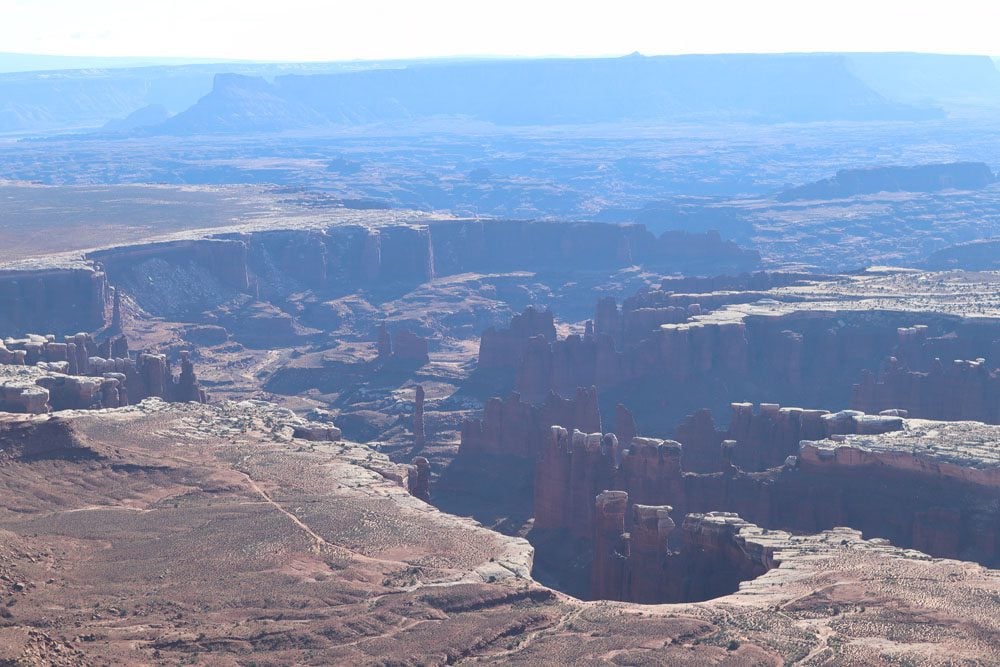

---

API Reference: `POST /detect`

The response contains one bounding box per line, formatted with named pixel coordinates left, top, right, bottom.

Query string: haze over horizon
left=2, top=0, right=1000, bottom=64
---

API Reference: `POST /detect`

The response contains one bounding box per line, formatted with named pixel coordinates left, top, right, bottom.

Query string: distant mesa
left=101, top=104, right=171, bottom=132
left=922, top=237, right=1000, bottom=270
left=147, top=53, right=955, bottom=136
left=778, top=162, right=996, bottom=201
left=6, top=51, right=1000, bottom=136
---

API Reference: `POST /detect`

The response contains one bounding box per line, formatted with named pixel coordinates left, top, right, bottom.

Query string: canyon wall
left=0, top=267, right=109, bottom=337
left=429, top=220, right=759, bottom=276
left=460, top=387, right=601, bottom=460
left=533, top=414, right=1000, bottom=601
left=4, top=218, right=759, bottom=337
left=853, top=355, right=1000, bottom=423
left=492, top=301, right=1000, bottom=435
left=479, top=306, right=556, bottom=371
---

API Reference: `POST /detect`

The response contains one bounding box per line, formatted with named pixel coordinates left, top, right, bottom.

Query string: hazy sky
left=1, top=0, right=998, bottom=61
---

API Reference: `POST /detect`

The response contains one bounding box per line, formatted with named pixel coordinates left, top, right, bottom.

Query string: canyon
left=2, top=217, right=999, bottom=664
left=2, top=48, right=1000, bottom=663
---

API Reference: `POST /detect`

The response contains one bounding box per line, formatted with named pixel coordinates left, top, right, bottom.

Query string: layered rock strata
left=853, top=355, right=1000, bottom=423
left=673, top=402, right=900, bottom=473
left=0, top=332, right=206, bottom=412
left=478, top=306, right=556, bottom=371
left=459, top=387, right=601, bottom=459
left=535, top=413, right=1000, bottom=601
left=4, top=400, right=996, bottom=663
left=0, top=266, right=109, bottom=336
left=1, top=218, right=759, bottom=336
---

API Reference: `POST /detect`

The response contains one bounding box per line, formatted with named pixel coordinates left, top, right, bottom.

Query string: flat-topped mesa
left=0, top=266, right=109, bottom=337
left=852, top=355, right=1000, bottom=424
left=430, top=220, right=758, bottom=276
left=459, top=386, right=601, bottom=460
left=478, top=306, right=556, bottom=371
left=90, top=237, right=250, bottom=293
left=799, top=418, right=1000, bottom=490
left=777, top=161, right=996, bottom=201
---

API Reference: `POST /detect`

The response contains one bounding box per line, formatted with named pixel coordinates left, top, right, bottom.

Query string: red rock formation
left=478, top=306, right=556, bottom=372
left=514, top=319, right=750, bottom=402
left=591, top=490, right=628, bottom=601
left=593, top=297, right=622, bottom=346
left=392, top=329, right=429, bottom=365
left=90, top=238, right=250, bottom=293
left=375, top=322, right=392, bottom=360
left=413, top=384, right=426, bottom=450
left=623, top=504, right=675, bottom=603
left=533, top=426, right=618, bottom=539
left=2, top=331, right=207, bottom=411
left=0, top=267, right=109, bottom=337
left=613, top=404, right=636, bottom=451
left=173, top=351, right=205, bottom=403
left=110, top=286, right=123, bottom=332
left=429, top=220, right=759, bottom=276
left=361, top=228, right=382, bottom=283
left=852, top=356, right=1000, bottom=423
left=408, top=456, right=431, bottom=501
left=534, top=413, right=1000, bottom=602
left=0, top=376, right=51, bottom=413
left=292, top=423, right=343, bottom=441
left=460, top=387, right=601, bottom=460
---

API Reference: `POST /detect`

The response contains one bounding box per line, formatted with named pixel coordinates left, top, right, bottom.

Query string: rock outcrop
left=0, top=332, right=207, bottom=412
left=392, top=329, right=430, bottom=365
left=478, top=306, right=556, bottom=371
left=853, top=355, right=1000, bottom=423
left=4, top=396, right=996, bottom=663
left=459, top=387, right=601, bottom=459
left=408, top=456, right=431, bottom=501
left=508, top=296, right=1000, bottom=440
left=779, top=161, right=996, bottom=201
left=533, top=414, right=1000, bottom=601
left=676, top=402, right=841, bottom=473
left=0, top=266, right=109, bottom=337
left=413, top=384, right=426, bottom=449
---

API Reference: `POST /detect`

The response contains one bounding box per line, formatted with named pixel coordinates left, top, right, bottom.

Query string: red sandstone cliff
left=532, top=411, right=1000, bottom=602
left=459, top=387, right=601, bottom=460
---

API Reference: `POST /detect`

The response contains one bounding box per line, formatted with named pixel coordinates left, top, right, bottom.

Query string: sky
left=1, top=0, right=999, bottom=62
